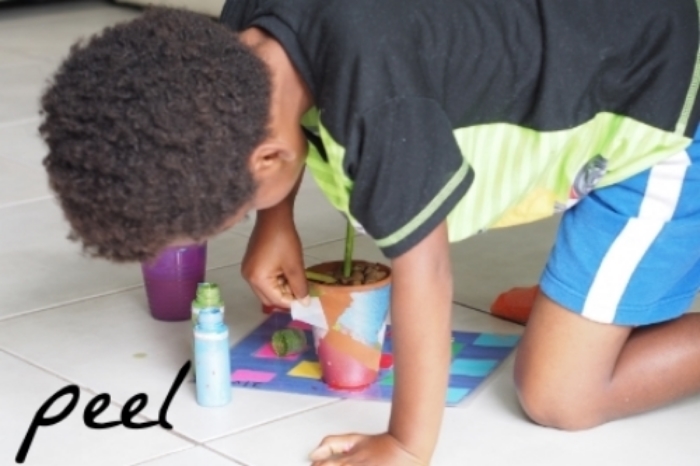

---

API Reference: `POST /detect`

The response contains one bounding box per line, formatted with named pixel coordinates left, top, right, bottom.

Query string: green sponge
left=271, top=329, right=308, bottom=356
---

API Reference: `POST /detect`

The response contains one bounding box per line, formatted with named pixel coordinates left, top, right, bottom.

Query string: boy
left=40, top=0, right=700, bottom=464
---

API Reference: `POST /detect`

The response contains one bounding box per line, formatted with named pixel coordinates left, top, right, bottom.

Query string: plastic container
left=141, top=243, right=207, bottom=321
left=194, top=307, right=232, bottom=407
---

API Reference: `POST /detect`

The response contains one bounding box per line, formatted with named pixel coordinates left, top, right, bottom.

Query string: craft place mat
left=229, top=313, right=520, bottom=406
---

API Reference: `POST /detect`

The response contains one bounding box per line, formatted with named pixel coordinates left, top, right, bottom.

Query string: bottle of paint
left=192, top=282, right=224, bottom=326
left=194, top=307, right=232, bottom=407
left=190, top=283, right=225, bottom=371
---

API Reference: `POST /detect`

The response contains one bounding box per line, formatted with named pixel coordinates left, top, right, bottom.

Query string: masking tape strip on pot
left=324, top=329, right=382, bottom=370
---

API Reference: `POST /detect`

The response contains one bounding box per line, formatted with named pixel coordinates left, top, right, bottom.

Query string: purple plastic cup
left=141, top=243, right=207, bottom=321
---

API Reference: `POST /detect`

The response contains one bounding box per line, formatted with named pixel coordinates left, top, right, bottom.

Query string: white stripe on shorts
left=581, top=151, right=691, bottom=323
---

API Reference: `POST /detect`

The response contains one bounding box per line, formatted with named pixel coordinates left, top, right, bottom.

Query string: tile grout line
left=129, top=446, right=249, bottom=466
left=201, top=446, right=251, bottom=466
left=0, top=115, right=40, bottom=129
left=452, top=299, right=498, bottom=315
left=0, top=347, right=91, bottom=388
left=127, top=446, right=200, bottom=466
left=452, top=299, right=528, bottom=327
left=451, top=300, right=487, bottom=313
left=0, top=250, right=327, bottom=324
left=0, top=194, right=54, bottom=212
left=198, top=399, right=344, bottom=444
left=0, top=152, right=48, bottom=169
left=0, top=283, right=145, bottom=323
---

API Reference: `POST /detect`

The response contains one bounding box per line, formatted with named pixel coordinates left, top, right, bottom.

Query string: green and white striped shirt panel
left=447, top=114, right=691, bottom=242
left=304, top=112, right=690, bottom=252
left=303, top=117, right=364, bottom=231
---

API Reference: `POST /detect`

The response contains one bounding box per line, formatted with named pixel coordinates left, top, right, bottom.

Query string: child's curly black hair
left=40, top=7, right=270, bottom=262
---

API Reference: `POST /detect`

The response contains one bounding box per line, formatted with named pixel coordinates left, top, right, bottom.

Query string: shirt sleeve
left=219, top=0, right=265, bottom=30
left=347, top=97, right=474, bottom=258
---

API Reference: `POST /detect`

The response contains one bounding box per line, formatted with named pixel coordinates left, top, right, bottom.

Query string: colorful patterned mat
left=229, top=313, right=520, bottom=406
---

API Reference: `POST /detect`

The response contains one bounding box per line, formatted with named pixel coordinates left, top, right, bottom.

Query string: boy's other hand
left=309, top=433, right=425, bottom=466
left=241, top=214, right=308, bottom=307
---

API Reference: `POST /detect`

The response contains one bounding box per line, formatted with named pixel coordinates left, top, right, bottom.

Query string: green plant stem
left=343, top=219, right=355, bottom=278
left=304, top=270, right=337, bottom=284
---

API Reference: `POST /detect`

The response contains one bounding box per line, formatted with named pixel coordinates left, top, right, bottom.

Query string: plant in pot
left=303, top=219, right=392, bottom=390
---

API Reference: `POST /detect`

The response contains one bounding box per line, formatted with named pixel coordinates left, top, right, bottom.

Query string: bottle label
left=194, top=335, right=231, bottom=407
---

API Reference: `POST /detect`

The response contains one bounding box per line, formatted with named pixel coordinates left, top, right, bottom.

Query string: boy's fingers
left=246, top=270, right=305, bottom=308
left=309, top=434, right=364, bottom=461
left=249, top=284, right=272, bottom=306
left=284, top=266, right=309, bottom=301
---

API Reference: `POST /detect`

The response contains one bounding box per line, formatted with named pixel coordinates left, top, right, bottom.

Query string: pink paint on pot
left=315, top=333, right=378, bottom=390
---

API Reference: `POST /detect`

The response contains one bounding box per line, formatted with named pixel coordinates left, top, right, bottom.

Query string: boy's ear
left=248, top=141, right=294, bottom=179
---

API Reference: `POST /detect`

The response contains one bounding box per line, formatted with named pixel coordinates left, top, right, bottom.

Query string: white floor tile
left=207, top=400, right=384, bottom=466
left=0, top=3, right=140, bottom=125
left=0, top=117, right=46, bottom=168
left=448, top=216, right=559, bottom=311
left=0, top=60, right=55, bottom=123
left=0, top=47, right=42, bottom=69
left=0, top=199, right=251, bottom=318
left=135, top=446, right=242, bottom=466
left=0, top=2, right=140, bottom=62
left=0, top=199, right=142, bottom=317
left=211, top=356, right=700, bottom=466
left=0, top=157, right=51, bottom=207
left=0, top=265, right=336, bottom=444
left=0, top=350, right=191, bottom=466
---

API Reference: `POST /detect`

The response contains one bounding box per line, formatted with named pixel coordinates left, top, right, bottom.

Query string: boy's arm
left=389, top=220, right=452, bottom=460
left=242, top=171, right=308, bottom=305
left=311, top=221, right=452, bottom=464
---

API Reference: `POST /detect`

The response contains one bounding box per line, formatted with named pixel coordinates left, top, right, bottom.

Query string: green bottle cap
left=193, top=282, right=223, bottom=307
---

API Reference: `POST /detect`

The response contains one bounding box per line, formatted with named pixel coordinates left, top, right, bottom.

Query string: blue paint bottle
left=194, top=307, right=232, bottom=407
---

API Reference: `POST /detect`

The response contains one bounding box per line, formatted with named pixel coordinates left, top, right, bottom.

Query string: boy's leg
left=514, top=138, right=700, bottom=429
left=515, top=292, right=700, bottom=430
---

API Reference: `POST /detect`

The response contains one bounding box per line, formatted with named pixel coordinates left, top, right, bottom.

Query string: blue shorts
left=540, top=128, right=700, bottom=326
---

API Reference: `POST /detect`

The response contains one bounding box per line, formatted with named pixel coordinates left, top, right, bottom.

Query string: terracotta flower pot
left=306, top=261, right=391, bottom=390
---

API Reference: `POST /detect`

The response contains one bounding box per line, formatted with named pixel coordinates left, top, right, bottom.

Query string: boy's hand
left=309, top=433, right=425, bottom=466
left=242, top=215, right=308, bottom=307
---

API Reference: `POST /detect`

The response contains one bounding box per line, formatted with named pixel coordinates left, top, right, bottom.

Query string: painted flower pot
left=306, top=261, right=391, bottom=390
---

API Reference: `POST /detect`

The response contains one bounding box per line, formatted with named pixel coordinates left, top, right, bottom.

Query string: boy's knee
left=515, top=367, right=606, bottom=431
